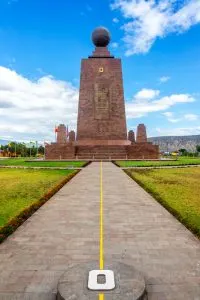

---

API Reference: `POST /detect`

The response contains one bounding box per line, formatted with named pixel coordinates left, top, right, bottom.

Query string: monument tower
left=45, top=27, right=159, bottom=160
left=77, top=27, right=127, bottom=143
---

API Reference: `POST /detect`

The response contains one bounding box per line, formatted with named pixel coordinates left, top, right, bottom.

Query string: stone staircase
left=75, top=146, right=127, bottom=160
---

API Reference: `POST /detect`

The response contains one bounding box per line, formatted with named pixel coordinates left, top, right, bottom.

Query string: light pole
left=22, top=142, right=26, bottom=157
left=36, top=141, right=38, bottom=158
left=15, top=142, right=17, bottom=158
left=30, top=141, right=35, bottom=158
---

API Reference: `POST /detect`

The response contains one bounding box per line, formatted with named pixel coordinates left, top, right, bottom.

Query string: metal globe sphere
left=92, top=27, right=111, bottom=47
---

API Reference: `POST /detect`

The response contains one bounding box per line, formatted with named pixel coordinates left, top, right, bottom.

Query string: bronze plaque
left=94, top=83, right=110, bottom=120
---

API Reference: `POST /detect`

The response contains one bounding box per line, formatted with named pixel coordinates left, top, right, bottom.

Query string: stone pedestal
left=128, top=130, right=135, bottom=144
left=57, top=261, right=147, bottom=300
left=69, top=130, right=76, bottom=142
left=57, top=124, right=67, bottom=144
left=136, top=124, right=147, bottom=143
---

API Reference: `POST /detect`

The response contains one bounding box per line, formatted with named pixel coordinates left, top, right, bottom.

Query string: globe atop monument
left=92, top=26, right=111, bottom=47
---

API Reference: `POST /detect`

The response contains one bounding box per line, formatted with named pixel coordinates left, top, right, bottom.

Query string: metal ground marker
left=88, top=270, right=115, bottom=290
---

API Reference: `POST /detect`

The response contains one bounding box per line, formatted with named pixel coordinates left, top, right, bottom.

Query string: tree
left=38, top=145, right=44, bottom=155
left=196, top=145, right=200, bottom=154
left=178, top=148, right=187, bottom=156
left=0, top=142, right=45, bottom=157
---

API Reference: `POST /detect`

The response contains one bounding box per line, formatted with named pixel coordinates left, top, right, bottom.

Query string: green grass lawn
left=126, top=167, right=200, bottom=237
left=0, top=158, right=86, bottom=168
left=116, top=157, right=200, bottom=168
left=0, top=168, right=75, bottom=228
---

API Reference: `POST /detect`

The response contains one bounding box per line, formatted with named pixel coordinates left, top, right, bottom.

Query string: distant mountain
left=148, top=135, right=200, bottom=152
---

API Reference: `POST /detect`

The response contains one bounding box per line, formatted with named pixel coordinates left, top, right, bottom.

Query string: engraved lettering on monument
left=94, top=83, right=110, bottom=120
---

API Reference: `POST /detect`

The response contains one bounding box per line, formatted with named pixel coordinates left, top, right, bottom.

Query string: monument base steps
left=76, top=145, right=127, bottom=159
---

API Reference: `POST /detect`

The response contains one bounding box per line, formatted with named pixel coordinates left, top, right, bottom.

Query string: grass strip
left=125, top=168, right=200, bottom=239
left=115, top=157, right=200, bottom=168
left=0, top=170, right=79, bottom=243
left=0, top=159, right=89, bottom=168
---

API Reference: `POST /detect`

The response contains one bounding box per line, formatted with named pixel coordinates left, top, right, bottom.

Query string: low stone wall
left=127, top=143, right=159, bottom=159
left=45, top=142, right=159, bottom=160
left=45, top=144, right=75, bottom=159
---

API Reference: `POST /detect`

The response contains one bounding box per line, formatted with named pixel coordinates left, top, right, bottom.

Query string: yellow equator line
left=99, top=161, right=104, bottom=300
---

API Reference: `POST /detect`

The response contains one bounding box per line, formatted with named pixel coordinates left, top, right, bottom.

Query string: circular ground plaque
left=57, top=261, right=147, bottom=300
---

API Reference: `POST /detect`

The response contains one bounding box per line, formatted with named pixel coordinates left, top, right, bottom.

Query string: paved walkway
left=0, top=162, right=199, bottom=299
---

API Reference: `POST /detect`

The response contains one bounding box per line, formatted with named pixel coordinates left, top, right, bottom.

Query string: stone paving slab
left=0, top=162, right=199, bottom=299
left=102, top=163, right=200, bottom=299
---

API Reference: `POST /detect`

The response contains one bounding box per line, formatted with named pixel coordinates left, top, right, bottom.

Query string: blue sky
left=0, top=0, right=200, bottom=142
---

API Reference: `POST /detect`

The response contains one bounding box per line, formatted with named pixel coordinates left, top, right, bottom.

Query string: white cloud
left=156, top=126, right=200, bottom=136
left=162, top=111, right=173, bottom=118
left=111, top=0, right=200, bottom=55
left=167, top=118, right=182, bottom=123
left=184, top=113, right=198, bottom=121
left=0, top=66, right=197, bottom=141
left=126, top=88, right=195, bottom=118
left=162, top=112, right=199, bottom=123
left=162, top=111, right=181, bottom=123
left=134, top=88, right=160, bottom=102
left=111, top=42, right=119, bottom=49
left=159, top=76, right=170, bottom=83
left=113, top=17, right=119, bottom=23
left=0, top=66, right=79, bottom=141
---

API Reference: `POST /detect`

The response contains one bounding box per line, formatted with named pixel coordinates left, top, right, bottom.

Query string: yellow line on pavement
left=100, top=160, right=104, bottom=270
left=99, top=161, right=104, bottom=300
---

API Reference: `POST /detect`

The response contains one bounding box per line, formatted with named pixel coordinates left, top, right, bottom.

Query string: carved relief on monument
left=97, top=122, right=108, bottom=135
left=94, top=83, right=110, bottom=120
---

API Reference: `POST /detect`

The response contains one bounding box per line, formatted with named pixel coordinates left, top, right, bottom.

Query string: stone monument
left=136, top=124, right=147, bottom=143
left=57, top=124, right=67, bottom=144
left=77, top=27, right=127, bottom=142
left=68, top=130, right=76, bottom=142
left=45, top=27, right=159, bottom=160
left=128, top=130, right=135, bottom=144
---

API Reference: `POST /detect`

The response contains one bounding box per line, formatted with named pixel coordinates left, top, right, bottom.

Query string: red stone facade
left=136, top=124, right=147, bottom=143
left=128, top=130, right=135, bottom=144
left=45, top=144, right=75, bottom=160
left=45, top=29, right=159, bottom=160
left=69, top=130, right=76, bottom=142
left=57, top=124, right=67, bottom=144
left=127, top=143, right=159, bottom=159
left=76, top=47, right=127, bottom=141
